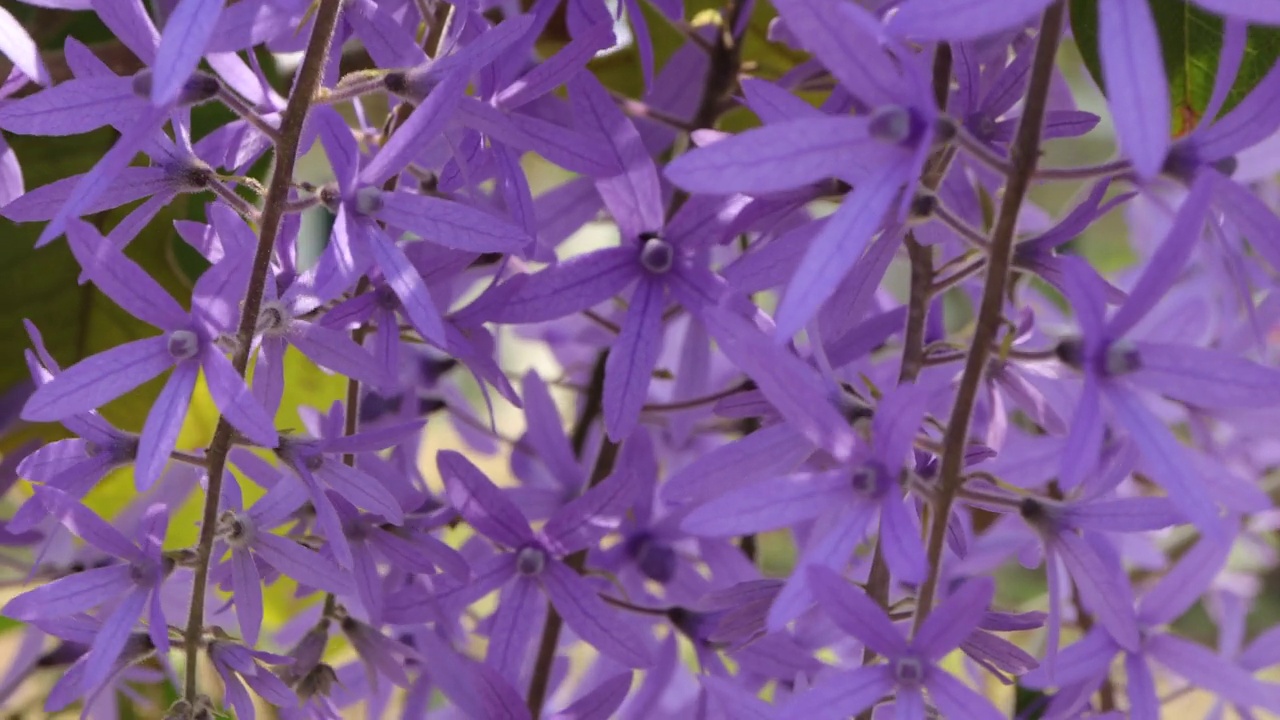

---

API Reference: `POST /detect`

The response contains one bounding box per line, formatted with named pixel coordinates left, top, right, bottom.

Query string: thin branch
left=911, top=1, right=1066, bottom=634
left=181, top=0, right=344, bottom=702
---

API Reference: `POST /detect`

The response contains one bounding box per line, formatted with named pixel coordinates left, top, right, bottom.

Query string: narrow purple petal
left=135, top=360, right=198, bottom=489
left=315, top=461, right=404, bottom=523
left=4, top=564, right=133, bottom=620
left=665, top=117, right=873, bottom=195
left=1137, top=533, right=1232, bottom=626
left=1099, top=0, right=1169, bottom=178
left=488, top=247, right=639, bottom=323
left=569, top=74, right=664, bottom=239
left=807, top=565, right=909, bottom=658
left=1106, top=175, right=1213, bottom=337
left=152, top=0, right=223, bottom=104
left=438, top=450, right=534, bottom=548
left=780, top=666, right=895, bottom=719
left=915, top=577, right=995, bottom=660
left=775, top=164, right=903, bottom=340
left=603, top=277, right=665, bottom=441
left=1058, top=375, right=1103, bottom=492
left=65, top=221, right=188, bottom=329
left=366, top=226, right=446, bottom=345
left=1053, top=532, right=1140, bottom=652
left=373, top=191, right=531, bottom=253
left=662, top=418, right=811, bottom=503
left=231, top=548, right=263, bottom=647
left=879, top=496, right=928, bottom=585
left=520, top=371, right=582, bottom=488
left=1147, top=633, right=1278, bottom=709
left=1125, top=653, right=1159, bottom=720
left=925, top=668, right=1004, bottom=720
left=21, top=336, right=172, bottom=422
left=361, top=72, right=466, bottom=187
left=253, top=533, right=353, bottom=596
left=681, top=472, right=845, bottom=537
left=542, top=560, right=652, bottom=667
left=486, top=578, right=541, bottom=684
left=80, top=588, right=147, bottom=695
left=1130, top=342, right=1280, bottom=408
left=0, top=77, right=142, bottom=136
left=889, top=0, right=1053, bottom=40
left=201, top=346, right=278, bottom=446
left=549, top=672, right=633, bottom=720
left=0, top=8, right=48, bottom=84
left=1107, top=386, right=1222, bottom=535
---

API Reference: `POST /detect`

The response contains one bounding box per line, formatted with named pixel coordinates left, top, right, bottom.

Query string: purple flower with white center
left=667, top=0, right=943, bottom=339
left=783, top=571, right=1005, bottom=720
left=205, top=634, right=296, bottom=720
left=682, top=381, right=932, bottom=628
left=1023, top=531, right=1280, bottom=719
left=211, top=468, right=355, bottom=647
left=3, top=488, right=175, bottom=702
left=1052, top=177, right=1280, bottom=531
left=437, top=450, right=653, bottom=680
left=307, top=104, right=531, bottom=346
left=271, top=414, right=417, bottom=569
left=484, top=73, right=734, bottom=441
left=19, top=220, right=277, bottom=488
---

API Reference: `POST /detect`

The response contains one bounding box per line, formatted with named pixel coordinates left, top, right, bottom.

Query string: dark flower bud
left=383, top=71, right=410, bottom=96
left=132, top=70, right=221, bottom=106
left=1053, top=336, right=1086, bottom=370
left=318, top=183, right=343, bottom=210
left=909, top=192, right=938, bottom=220
left=295, top=663, right=339, bottom=700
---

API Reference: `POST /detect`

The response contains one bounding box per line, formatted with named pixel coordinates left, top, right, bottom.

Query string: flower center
left=516, top=546, right=547, bottom=576
left=216, top=510, right=256, bottom=549
left=167, top=330, right=200, bottom=361
left=851, top=461, right=890, bottom=498
left=1103, top=340, right=1142, bottom=376
left=639, top=232, right=674, bottom=274
left=256, top=301, right=291, bottom=336
left=894, top=656, right=924, bottom=685
left=869, top=105, right=925, bottom=147
left=355, top=186, right=384, bottom=215
left=625, top=533, right=677, bottom=583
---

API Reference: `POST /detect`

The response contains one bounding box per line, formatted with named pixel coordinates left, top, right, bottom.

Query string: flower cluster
left=1, top=0, right=1279, bottom=718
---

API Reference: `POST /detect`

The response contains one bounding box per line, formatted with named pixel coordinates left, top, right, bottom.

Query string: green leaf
left=0, top=129, right=200, bottom=447
left=1071, top=0, right=1280, bottom=137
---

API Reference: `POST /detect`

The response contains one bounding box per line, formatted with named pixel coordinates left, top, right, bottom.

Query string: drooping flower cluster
left=0, top=0, right=1279, bottom=718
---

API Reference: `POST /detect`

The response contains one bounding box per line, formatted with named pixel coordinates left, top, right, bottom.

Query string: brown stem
left=911, top=1, right=1066, bottom=634
left=181, top=0, right=344, bottom=701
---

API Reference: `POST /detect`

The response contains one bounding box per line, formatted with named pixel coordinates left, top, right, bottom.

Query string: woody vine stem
left=180, top=0, right=344, bottom=701
left=911, top=0, right=1067, bottom=632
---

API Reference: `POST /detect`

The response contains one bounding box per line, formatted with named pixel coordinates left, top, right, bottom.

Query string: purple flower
left=19, top=220, right=277, bottom=487
left=783, top=571, right=1004, bottom=719
left=682, top=381, right=932, bottom=628
left=4, top=488, right=175, bottom=702
left=437, top=450, right=653, bottom=680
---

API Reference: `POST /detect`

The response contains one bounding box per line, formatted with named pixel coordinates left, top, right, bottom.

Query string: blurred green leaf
left=1071, top=0, right=1280, bottom=136
left=0, top=130, right=199, bottom=448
